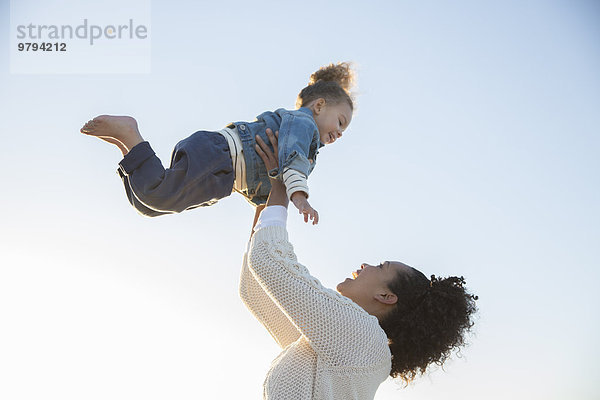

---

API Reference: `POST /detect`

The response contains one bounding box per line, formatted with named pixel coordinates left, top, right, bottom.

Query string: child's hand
left=291, top=191, right=319, bottom=225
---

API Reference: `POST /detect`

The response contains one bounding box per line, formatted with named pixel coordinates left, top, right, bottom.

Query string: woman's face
left=336, top=261, right=411, bottom=309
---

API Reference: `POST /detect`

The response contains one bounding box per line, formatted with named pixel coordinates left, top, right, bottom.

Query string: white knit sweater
left=239, top=208, right=391, bottom=399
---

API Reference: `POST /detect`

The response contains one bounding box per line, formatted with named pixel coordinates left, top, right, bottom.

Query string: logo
left=10, top=0, right=151, bottom=74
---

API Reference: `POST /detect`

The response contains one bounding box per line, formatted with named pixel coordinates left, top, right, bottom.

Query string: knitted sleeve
left=239, top=251, right=302, bottom=349
left=247, top=226, right=389, bottom=366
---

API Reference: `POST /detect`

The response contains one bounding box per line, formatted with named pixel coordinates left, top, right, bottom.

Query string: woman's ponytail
left=379, top=268, right=478, bottom=384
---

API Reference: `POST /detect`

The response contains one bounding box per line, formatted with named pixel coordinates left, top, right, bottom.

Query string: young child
left=81, top=62, right=355, bottom=224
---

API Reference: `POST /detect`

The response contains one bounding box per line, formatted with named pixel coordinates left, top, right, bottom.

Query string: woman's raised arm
left=249, top=129, right=287, bottom=238
left=240, top=129, right=302, bottom=349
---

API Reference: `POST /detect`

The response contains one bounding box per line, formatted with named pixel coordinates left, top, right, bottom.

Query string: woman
left=240, top=129, right=478, bottom=399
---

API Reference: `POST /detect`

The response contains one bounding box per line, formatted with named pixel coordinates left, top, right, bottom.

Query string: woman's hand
left=255, top=129, right=289, bottom=209
left=255, top=128, right=279, bottom=172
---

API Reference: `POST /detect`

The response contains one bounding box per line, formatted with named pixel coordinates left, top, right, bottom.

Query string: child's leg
left=82, top=115, right=234, bottom=216
left=119, top=173, right=170, bottom=217
left=116, top=131, right=234, bottom=215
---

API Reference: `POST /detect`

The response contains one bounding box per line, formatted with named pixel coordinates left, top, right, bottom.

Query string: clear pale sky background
left=1, top=1, right=599, bottom=399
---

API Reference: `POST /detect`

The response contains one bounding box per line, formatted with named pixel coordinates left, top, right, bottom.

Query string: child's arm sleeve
left=277, top=113, right=315, bottom=199
left=282, top=169, right=309, bottom=199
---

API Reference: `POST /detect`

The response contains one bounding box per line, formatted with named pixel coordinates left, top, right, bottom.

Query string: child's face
left=311, top=99, right=353, bottom=145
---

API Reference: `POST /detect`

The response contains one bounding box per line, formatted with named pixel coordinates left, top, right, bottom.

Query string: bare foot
left=80, top=115, right=144, bottom=152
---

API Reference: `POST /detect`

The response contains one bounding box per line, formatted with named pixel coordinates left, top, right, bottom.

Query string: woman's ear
left=374, top=292, right=398, bottom=305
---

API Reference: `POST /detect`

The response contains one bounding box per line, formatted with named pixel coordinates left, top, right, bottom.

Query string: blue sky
left=1, top=1, right=599, bottom=399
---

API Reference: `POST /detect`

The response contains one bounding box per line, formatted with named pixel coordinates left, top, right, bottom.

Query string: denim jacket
left=229, top=107, right=323, bottom=206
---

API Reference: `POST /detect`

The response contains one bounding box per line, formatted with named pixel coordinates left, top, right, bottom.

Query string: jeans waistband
left=218, top=126, right=247, bottom=193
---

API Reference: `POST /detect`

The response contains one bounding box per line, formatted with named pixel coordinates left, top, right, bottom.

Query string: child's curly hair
left=379, top=267, right=478, bottom=385
left=296, top=62, right=355, bottom=110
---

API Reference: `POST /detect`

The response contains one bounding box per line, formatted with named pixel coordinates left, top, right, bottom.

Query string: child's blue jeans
left=117, top=130, right=235, bottom=217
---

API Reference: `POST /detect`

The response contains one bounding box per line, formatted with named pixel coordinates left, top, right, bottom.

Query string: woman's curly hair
left=296, top=62, right=355, bottom=110
left=378, top=266, right=478, bottom=384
